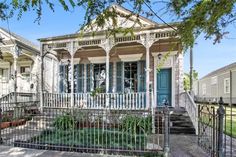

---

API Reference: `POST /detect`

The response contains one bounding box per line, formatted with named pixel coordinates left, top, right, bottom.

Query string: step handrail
left=180, top=92, right=198, bottom=135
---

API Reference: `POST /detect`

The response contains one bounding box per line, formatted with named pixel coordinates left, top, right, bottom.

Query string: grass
left=198, top=104, right=236, bottom=138
left=31, top=128, right=147, bottom=150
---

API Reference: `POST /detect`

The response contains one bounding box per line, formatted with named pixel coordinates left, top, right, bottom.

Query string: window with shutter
left=59, top=65, right=65, bottom=93
left=75, top=64, right=84, bottom=93
left=124, top=62, right=138, bottom=92
left=0, top=68, right=9, bottom=82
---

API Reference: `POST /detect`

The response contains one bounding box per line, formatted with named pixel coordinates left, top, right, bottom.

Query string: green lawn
left=198, top=104, right=236, bottom=138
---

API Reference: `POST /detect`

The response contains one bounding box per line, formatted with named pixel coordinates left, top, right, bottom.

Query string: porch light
left=158, top=53, right=162, bottom=60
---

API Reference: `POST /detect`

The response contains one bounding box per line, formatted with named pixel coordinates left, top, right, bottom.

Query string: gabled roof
left=201, top=62, right=236, bottom=79
left=78, top=4, right=158, bottom=33
left=0, top=27, right=39, bottom=53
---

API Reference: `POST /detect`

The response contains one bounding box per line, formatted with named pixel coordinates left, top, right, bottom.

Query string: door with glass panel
left=124, top=62, right=138, bottom=93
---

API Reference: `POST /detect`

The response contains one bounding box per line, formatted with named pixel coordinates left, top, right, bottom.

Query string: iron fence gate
left=0, top=100, right=166, bottom=156
left=198, top=104, right=217, bottom=156
left=198, top=98, right=236, bottom=157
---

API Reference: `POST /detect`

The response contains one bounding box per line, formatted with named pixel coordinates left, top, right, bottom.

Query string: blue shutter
left=77, top=64, right=84, bottom=93
left=138, top=61, right=146, bottom=92
left=86, top=64, right=92, bottom=92
left=109, top=63, right=113, bottom=92
left=59, top=65, right=65, bottom=93
left=116, top=62, right=123, bottom=92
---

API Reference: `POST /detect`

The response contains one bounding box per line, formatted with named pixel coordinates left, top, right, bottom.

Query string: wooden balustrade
left=43, top=92, right=147, bottom=110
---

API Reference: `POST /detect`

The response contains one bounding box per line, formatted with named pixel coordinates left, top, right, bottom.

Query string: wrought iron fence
left=0, top=99, right=167, bottom=156
left=197, top=98, right=236, bottom=157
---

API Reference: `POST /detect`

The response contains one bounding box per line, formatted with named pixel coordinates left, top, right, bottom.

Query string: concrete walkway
left=169, top=135, right=208, bottom=157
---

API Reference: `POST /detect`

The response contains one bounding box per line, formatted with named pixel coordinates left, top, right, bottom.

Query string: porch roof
left=0, top=27, right=39, bottom=54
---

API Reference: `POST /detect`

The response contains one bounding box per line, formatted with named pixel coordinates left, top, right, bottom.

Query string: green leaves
left=120, top=114, right=152, bottom=135
left=53, top=112, right=75, bottom=130
left=172, top=0, right=236, bottom=49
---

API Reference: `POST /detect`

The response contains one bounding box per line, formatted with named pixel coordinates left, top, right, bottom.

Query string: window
left=124, top=62, right=138, bottom=92
left=20, top=66, right=31, bottom=76
left=0, top=68, right=9, bottom=81
left=224, top=78, right=230, bottom=94
left=202, top=83, right=206, bottom=95
left=93, top=64, right=106, bottom=92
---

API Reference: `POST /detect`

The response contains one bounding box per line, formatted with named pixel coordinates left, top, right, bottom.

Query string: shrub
left=120, top=114, right=152, bottom=135
left=53, top=113, right=75, bottom=130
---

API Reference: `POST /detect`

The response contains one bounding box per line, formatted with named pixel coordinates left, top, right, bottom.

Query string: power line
left=143, top=1, right=177, bottom=32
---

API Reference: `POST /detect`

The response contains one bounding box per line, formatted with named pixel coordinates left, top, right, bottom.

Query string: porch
left=43, top=92, right=147, bottom=110
left=0, top=28, right=39, bottom=97
left=41, top=31, right=183, bottom=109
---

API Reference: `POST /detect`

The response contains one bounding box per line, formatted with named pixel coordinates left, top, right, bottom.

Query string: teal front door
left=157, top=69, right=171, bottom=106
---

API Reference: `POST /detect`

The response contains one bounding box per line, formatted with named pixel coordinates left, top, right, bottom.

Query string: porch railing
left=180, top=92, right=198, bottom=134
left=43, top=92, right=147, bottom=110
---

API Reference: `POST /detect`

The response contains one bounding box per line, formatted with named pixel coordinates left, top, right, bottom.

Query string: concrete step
left=169, top=108, right=196, bottom=135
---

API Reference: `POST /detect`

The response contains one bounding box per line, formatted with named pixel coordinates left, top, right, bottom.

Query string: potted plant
left=11, top=117, right=26, bottom=127
left=0, top=116, right=11, bottom=129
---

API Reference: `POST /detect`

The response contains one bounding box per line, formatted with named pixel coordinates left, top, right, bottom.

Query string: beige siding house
left=193, top=62, right=236, bottom=104
left=39, top=5, right=184, bottom=108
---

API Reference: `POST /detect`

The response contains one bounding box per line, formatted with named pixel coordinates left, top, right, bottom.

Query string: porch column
left=13, top=47, right=17, bottom=103
left=145, top=34, right=151, bottom=109
left=39, top=44, right=44, bottom=111
left=105, top=50, right=109, bottom=108
left=70, top=42, right=75, bottom=108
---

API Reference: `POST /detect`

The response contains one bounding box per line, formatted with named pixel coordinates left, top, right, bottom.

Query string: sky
left=0, top=2, right=236, bottom=79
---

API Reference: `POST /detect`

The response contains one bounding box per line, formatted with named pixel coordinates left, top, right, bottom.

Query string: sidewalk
left=169, top=135, right=208, bottom=157
left=0, top=146, right=125, bottom=157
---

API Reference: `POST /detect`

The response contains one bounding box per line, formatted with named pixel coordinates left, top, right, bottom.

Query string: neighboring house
left=0, top=27, right=41, bottom=97
left=193, top=62, right=236, bottom=104
left=39, top=4, right=184, bottom=108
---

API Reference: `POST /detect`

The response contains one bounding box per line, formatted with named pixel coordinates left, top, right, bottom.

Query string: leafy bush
left=120, top=114, right=152, bottom=135
left=2, top=116, right=11, bottom=122
left=53, top=113, right=75, bottom=130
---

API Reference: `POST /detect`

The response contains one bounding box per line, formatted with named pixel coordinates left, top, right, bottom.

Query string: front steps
left=169, top=108, right=196, bottom=134
left=154, top=107, right=196, bottom=134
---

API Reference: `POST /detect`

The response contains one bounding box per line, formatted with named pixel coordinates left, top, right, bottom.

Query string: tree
left=184, top=70, right=198, bottom=91
left=0, top=1, right=236, bottom=49
left=171, top=0, right=236, bottom=49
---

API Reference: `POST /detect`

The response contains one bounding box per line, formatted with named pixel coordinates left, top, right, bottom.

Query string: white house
left=0, top=27, right=40, bottom=97
left=39, top=5, right=184, bottom=109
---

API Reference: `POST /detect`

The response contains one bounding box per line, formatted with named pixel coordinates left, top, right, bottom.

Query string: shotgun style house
left=39, top=4, right=184, bottom=109
left=0, top=27, right=40, bottom=97
left=193, top=62, right=236, bottom=104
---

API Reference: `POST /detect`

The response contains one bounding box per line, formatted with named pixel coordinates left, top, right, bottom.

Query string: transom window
left=124, top=62, right=138, bottom=92
left=93, top=64, right=106, bottom=92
